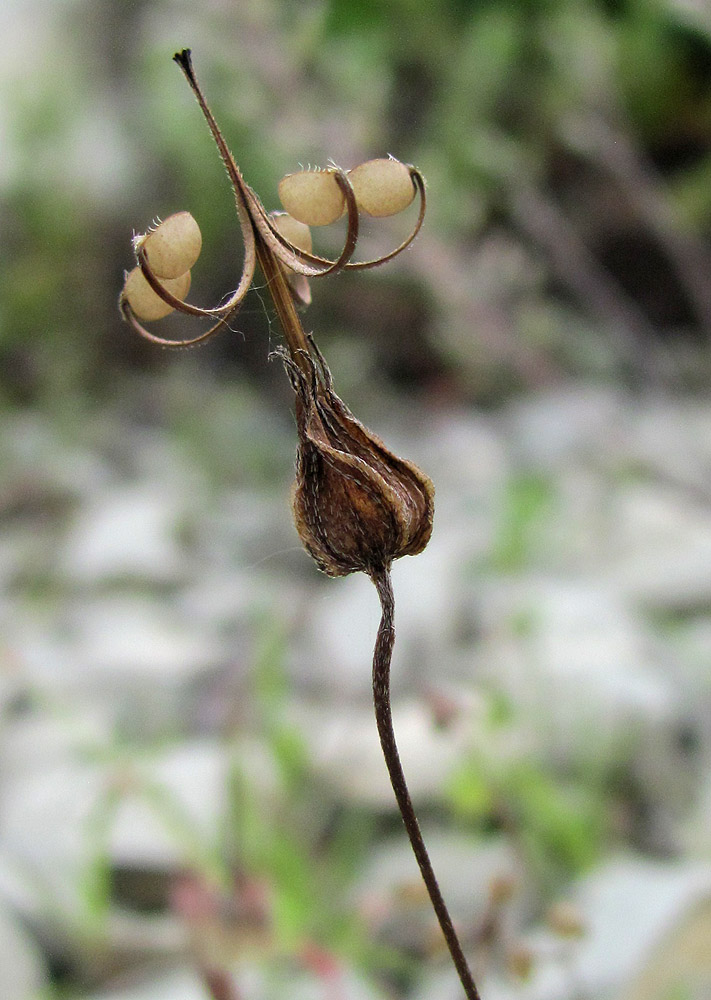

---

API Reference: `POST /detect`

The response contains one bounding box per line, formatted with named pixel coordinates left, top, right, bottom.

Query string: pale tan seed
left=270, top=212, right=313, bottom=254
left=122, top=267, right=191, bottom=321
left=347, top=158, right=416, bottom=217
left=139, top=211, right=202, bottom=279
left=278, top=170, right=345, bottom=227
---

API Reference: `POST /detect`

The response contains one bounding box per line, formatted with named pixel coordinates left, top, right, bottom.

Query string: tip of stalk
left=173, top=49, right=192, bottom=71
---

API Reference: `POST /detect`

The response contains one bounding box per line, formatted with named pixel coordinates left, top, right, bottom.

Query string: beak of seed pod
left=285, top=347, right=434, bottom=578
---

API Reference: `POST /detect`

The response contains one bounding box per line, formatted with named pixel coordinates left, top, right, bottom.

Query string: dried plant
left=119, top=49, right=482, bottom=1000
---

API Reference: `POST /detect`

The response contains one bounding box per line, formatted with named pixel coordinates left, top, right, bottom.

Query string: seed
left=278, top=170, right=345, bottom=227
left=122, top=266, right=191, bottom=321
left=270, top=212, right=313, bottom=254
left=138, top=211, right=202, bottom=279
left=347, top=158, right=416, bottom=217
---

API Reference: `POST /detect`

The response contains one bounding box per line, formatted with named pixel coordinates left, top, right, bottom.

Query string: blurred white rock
left=0, top=759, right=105, bottom=920
left=504, top=385, right=625, bottom=470
left=293, top=526, right=476, bottom=701
left=64, top=595, right=225, bottom=733
left=2, top=411, right=111, bottom=499
left=0, top=896, right=48, bottom=1000
left=572, top=855, right=711, bottom=1000
left=293, top=690, right=484, bottom=808
left=289, top=574, right=381, bottom=700
left=417, top=856, right=711, bottom=1000
left=88, top=966, right=206, bottom=1000
left=108, top=741, right=230, bottom=869
left=355, top=833, right=524, bottom=955
left=0, top=737, right=269, bottom=943
left=419, top=408, right=509, bottom=500
left=476, top=575, right=674, bottom=756
left=0, top=739, right=229, bottom=880
left=609, top=481, right=711, bottom=612
left=471, top=575, right=696, bottom=840
left=198, top=489, right=294, bottom=569
left=622, top=398, right=711, bottom=499
left=390, top=524, right=488, bottom=680
left=543, top=464, right=616, bottom=571
left=682, top=763, right=711, bottom=858
left=70, top=596, right=221, bottom=678
left=2, top=604, right=85, bottom=701
left=0, top=705, right=111, bottom=787
left=673, top=618, right=711, bottom=688
left=61, top=487, right=189, bottom=585
left=130, top=432, right=209, bottom=498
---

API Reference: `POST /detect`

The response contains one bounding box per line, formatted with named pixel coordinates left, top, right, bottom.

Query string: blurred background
left=2, top=0, right=711, bottom=998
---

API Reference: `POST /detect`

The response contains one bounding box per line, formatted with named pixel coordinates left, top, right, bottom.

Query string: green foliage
left=235, top=614, right=375, bottom=952
left=78, top=783, right=123, bottom=925
left=75, top=610, right=374, bottom=963
left=504, top=761, right=605, bottom=878
left=488, top=472, right=556, bottom=572
left=447, top=730, right=607, bottom=886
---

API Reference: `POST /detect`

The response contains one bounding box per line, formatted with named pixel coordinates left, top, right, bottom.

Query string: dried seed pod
left=137, top=211, right=202, bottom=279
left=121, top=266, right=191, bottom=321
left=348, top=158, right=416, bottom=217
left=270, top=211, right=313, bottom=254
left=278, top=170, right=345, bottom=227
left=286, top=349, right=434, bottom=577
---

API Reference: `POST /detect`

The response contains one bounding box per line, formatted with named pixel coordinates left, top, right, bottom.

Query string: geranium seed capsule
left=137, top=211, right=202, bottom=279
left=270, top=211, right=313, bottom=254
left=347, top=158, right=416, bottom=217
left=278, top=169, right=345, bottom=227
left=122, top=266, right=191, bottom=321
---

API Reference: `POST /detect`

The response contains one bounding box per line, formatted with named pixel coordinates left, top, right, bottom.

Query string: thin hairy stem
left=370, top=567, right=482, bottom=1000
left=254, top=239, right=313, bottom=373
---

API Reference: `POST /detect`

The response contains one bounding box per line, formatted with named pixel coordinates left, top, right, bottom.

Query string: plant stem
left=173, top=48, right=312, bottom=374
left=371, top=567, right=482, bottom=1000
left=254, top=239, right=312, bottom=372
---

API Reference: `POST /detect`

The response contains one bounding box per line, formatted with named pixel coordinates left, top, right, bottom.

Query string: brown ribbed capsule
left=285, top=345, right=434, bottom=578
